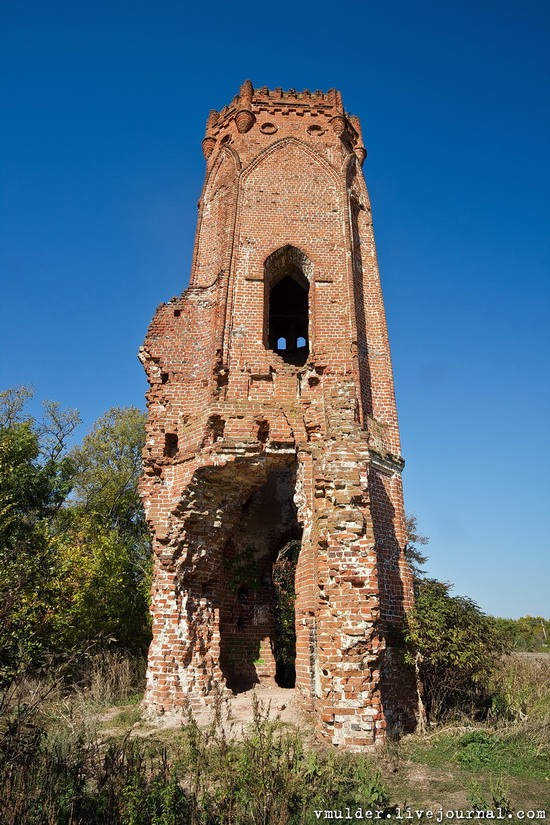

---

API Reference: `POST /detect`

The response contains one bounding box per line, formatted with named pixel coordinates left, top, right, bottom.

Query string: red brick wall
left=140, top=82, right=417, bottom=748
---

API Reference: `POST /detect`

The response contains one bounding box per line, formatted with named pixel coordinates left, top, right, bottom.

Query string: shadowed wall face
left=140, top=82, right=417, bottom=749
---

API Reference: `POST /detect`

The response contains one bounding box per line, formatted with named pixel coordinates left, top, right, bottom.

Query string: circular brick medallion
left=307, top=123, right=325, bottom=136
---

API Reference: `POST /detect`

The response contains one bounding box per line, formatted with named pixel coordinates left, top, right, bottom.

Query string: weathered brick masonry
left=140, top=82, right=417, bottom=748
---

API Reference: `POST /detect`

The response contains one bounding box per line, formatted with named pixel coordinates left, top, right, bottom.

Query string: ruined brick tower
left=140, top=81, right=417, bottom=748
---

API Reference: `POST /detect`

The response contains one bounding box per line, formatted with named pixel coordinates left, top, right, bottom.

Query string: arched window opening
left=268, top=274, right=309, bottom=366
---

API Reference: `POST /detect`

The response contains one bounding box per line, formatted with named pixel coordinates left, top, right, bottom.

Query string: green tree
left=403, top=515, right=508, bottom=727
left=272, top=540, right=300, bottom=687
left=0, top=391, right=151, bottom=679
left=492, top=615, right=549, bottom=652
left=0, top=389, right=79, bottom=525
left=67, top=407, right=145, bottom=534
left=406, top=579, right=507, bottom=723
left=54, top=518, right=151, bottom=653
left=56, top=407, right=151, bottom=654
left=0, top=388, right=80, bottom=681
left=405, top=513, right=429, bottom=583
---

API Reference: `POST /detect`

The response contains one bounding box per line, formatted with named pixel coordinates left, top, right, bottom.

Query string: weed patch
left=0, top=690, right=390, bottom=824
left=456, top=730, right=498, bottom=769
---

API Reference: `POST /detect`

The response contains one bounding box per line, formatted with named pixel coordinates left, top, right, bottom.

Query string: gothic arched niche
left=264, top=246, right=311, bottom=366
left=191, top=149, right=238, bottom=287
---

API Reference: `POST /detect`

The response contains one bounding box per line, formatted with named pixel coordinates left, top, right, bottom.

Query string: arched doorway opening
left=218, top=466, right=302, bottom=692
left=272, top=539, right=300, bottom=687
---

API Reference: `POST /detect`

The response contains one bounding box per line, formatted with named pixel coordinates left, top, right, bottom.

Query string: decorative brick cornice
left=201, top=81, right=366, bottom=165
left=368, top=449, right=405, bottom=476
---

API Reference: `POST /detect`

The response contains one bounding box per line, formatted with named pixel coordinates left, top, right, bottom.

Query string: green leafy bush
left=456, top=730, right=497, bottom=768
left=405, top=579, right=507, bottom=722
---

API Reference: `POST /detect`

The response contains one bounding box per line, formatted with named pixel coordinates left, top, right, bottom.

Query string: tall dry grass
left=0, top=659, right=389, bottom=824
left=490, top=652, right=550, bottom=751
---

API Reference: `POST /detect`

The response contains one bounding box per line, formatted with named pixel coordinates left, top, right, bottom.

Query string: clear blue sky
left=1, top=0, right=549, bottom=619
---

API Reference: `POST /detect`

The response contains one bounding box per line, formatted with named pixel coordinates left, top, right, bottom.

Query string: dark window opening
left=257, top=420, right=270, bottom=444
left=164, top=433, right=178, bottom=458
left=268, top=275, right=309, bottom=366
left=208, top=415, right=225, bottom=442
left=174, top=309, right=181, bottom=317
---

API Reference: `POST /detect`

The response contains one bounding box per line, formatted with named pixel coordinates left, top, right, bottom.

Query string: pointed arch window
left=264, top=246, right=311, bottom=367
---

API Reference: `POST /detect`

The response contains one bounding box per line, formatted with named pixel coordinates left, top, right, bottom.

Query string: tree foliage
left=272, top=539, right=300, bottom=688
left=404, top=515, right=508, bottom=725
left=405, top=578, right=507, bottom=721
left=56, top=406, right=151, bottom=653
left=492, top=615, right=549, bottom=652
left=404, top=513, right=429, bottom=582
left=0, top=389, right=151, bottom=685
left=0, top=389, right=80, bottom=680
left=55, top=519, right=151, bottom=653
left=67, top=407, right=145, bottom=536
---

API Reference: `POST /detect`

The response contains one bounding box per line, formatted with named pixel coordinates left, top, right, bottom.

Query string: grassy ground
left=383, top=653, right=550, bottom=811
left=1, top=652, right=549, bottom=822
left=384, top=726, right=550, bottom=810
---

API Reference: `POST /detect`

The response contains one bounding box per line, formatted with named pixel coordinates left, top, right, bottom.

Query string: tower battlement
left=201, top=80, right=365, bottom=167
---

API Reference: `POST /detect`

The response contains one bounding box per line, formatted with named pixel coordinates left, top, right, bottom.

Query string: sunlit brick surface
left=140, top=82, right=417, bottom=748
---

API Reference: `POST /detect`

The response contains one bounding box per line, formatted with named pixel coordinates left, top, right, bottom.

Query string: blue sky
left=1, top=0, right=549, bottom=618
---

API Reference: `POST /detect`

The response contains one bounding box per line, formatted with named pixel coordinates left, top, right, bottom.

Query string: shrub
left=405, top=579, right=507, bottom=722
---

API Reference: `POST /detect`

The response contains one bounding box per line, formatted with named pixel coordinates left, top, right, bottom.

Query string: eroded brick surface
left=140, top=82, right=417, bottom=749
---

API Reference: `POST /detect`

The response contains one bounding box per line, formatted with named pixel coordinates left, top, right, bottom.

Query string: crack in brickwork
left=140, top=82, right=417, bottom=749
